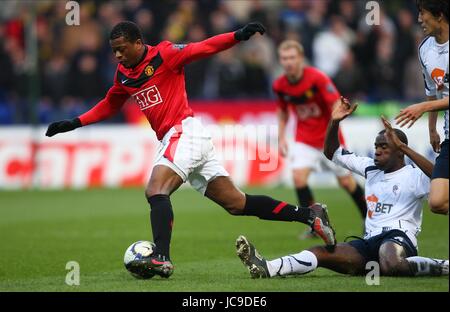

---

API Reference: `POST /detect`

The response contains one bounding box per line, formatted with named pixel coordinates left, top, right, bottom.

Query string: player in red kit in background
left=273, top=40, right=367, bottom=239
left=45, top=21, right=336, bottom=278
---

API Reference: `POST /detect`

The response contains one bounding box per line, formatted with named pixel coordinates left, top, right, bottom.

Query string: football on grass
left=124, top=240, right=156, bottom=279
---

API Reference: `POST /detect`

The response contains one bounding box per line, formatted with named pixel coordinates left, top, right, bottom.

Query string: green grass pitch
left=0, top=187, right=448, bottom=292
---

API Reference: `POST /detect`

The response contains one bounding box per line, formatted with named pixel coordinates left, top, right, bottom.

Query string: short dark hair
left=110, top=21, right=143, bottom=42
left=416, top=0, right=449, bottom=22
left=378, top=129, right=408, bottom=146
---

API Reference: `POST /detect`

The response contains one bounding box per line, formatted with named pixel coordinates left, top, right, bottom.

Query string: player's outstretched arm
left=233, top=22, right=266, bottom=41
left=45, top=84, right=129, bottom=137
left=381, top=116, right=434, bottom=178
left=395, top=97, right=449, bottom=128
left=166, top=22, right=265, bottom=69
left=324, top=97, right=357, bottom=160
left=45, top=118, right=82, bottom=137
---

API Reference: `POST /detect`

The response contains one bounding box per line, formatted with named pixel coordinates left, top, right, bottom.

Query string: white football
left=124, top=240, right=156, bottom=279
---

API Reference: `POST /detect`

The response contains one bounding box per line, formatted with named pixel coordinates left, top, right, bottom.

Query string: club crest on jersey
left=145, top=65, right=154, bottom=77
left=393, top=185, right=399, bottom=195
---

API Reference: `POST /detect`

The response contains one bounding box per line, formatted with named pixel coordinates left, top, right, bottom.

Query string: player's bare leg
left=336, top=174, right=367, bottom=219
left=292, top=168, right=314, bottom=206
left=292, top=168, right=320, bottom=239
left=236, top=236, right=366, bottom=278
left=205, top=176, right=336, bottom=246
left=379, top=242, right=448, bottom=276
left=141, top=165, right=183, bottom=278
left=428, top=179, right=449, bottom=214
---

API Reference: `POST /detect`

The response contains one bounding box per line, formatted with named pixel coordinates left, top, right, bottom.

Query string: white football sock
left=406, top=256, right=449, bottom=276
left=267, top=250, right=318, bottom=277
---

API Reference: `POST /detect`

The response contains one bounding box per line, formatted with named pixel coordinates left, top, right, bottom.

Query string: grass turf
left=0, top=187, right=448, bottom=292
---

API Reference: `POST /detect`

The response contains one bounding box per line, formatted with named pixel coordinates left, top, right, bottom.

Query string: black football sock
left=147, top=194, right=174, bottom=260
left=243, top=194, right=314, bottom=226
left=296, top=186, right=315, bottom=207
left=348, top=184, right=367, bottom=218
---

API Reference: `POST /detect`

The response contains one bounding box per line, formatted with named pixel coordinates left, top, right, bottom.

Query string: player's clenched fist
left=234, top=22, right=266, bottom=41
left=45, top=118, right=82, bottom=137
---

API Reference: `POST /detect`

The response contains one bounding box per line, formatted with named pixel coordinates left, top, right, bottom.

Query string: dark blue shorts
left=432, top=139, right=449, bottom=179
left=347, top=230, right=418, bottom=263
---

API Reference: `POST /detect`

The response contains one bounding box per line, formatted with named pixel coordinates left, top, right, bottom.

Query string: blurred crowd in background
left=0, top=0, right=428, bottom=124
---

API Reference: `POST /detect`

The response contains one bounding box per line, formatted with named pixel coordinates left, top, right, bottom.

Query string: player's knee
left=379, top=257, right=404, bottom=276
left=379, top=246, right=403, bottom=276
left=293, top=176, right=308, bottom=188
left=223, top=198, right=246, bottom=215
left=145, top=187, right=169, bottom=201
left=338, top=176, right=355, bottom=192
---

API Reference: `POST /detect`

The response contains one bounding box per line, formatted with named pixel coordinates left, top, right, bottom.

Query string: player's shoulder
left=155, top=40, right=172, bottom=51
left=272, top=75, right=288, bottom=90
left=157, top=41, right=188, bottom=53
left=418, top=36, right=433, bottom=56
left=418, top=36, right=433, bottom=50
left=406, top=164, right=428, bottom=177
left=305, top=66, right=330, bottom=82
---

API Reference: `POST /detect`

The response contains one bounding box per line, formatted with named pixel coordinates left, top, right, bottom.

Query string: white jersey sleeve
left=414, top=167, right=431, bottom=199
left=331, top=147, right=375, bottom=177
left=419, top=56, right=436, bottom=97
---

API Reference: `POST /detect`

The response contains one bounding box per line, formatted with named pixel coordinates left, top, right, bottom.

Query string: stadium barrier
left=0, top=108, right=443, bottom=190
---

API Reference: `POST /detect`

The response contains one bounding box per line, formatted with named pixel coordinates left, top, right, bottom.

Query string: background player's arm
left=428, top=96, right=441, bottom=153
left=78, top=84, right=129, bottom=126
left=419, top=48, right=441, bottom=153
left=396, top=97, right=449, bottom=128
left=382, top=117, right=434, bottom=178
left=324, top=97, right=357, bottom=160
left=164, top=23, right=265, bottom=71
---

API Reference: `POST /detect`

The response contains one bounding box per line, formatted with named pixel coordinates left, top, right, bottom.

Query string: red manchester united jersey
left=79, top=32, right=238, bottom=140
left=272, top=66, right=345, bottom=149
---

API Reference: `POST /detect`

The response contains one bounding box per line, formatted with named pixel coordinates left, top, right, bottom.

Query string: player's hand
left=381, top=116, right=404, bottom=150
left=45, top=118, right=81, bottom=137
left=279, top=138, right=288, bottom=158
left=395, top=103, right=426, bottom=128
left=331, top=96, right=358, bottom=121
left=429, top=129, right=441, bottom=153
left=234, top=22, right=266, bottom=41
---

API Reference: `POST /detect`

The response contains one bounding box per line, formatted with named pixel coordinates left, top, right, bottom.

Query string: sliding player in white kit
left=236, top=97, right=448, bottom=278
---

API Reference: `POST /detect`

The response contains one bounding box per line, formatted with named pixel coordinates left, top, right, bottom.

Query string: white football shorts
left=154, top=117, right=229, bottom=194
left=289, top=141, right=350, bottom=177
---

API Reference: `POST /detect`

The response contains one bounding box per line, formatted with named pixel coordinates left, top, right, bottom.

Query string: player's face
left=418, top=8, right=441, bottom=36
left=373, top=134, right=398, bottom=171
left=279, top=48, right=303, bottom=77
left=110, top=37, right=143, bottom=68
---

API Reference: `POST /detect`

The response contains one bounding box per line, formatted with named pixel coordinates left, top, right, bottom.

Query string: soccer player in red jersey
left=272, top=40, right=367, bottom=238
left=45, top=21, right=336, bottom=278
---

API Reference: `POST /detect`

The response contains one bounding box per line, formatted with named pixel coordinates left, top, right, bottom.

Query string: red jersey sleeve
left=315, top=71, right=340, bottom=110
left=272, top=80, right=288, bottom=110
left=159, top=32, right=238, bottom=72
left=78, top=71, right=129, bottom=126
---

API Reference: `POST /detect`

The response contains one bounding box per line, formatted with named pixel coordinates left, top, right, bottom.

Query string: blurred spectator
left=313, top=15, right=354, bottom=78
left=333, top=50, right=366, bottom=101
left=203, top=49, right=244, bottom=99
left=278, top=0, right=307, bottom=33
left=41, top=53, right=69, bottom=106
left=185, top=24, right=210, bottom=99
left=368, top=35, right=399, bottom=101
left=393, top=8, right=416, bottom=97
